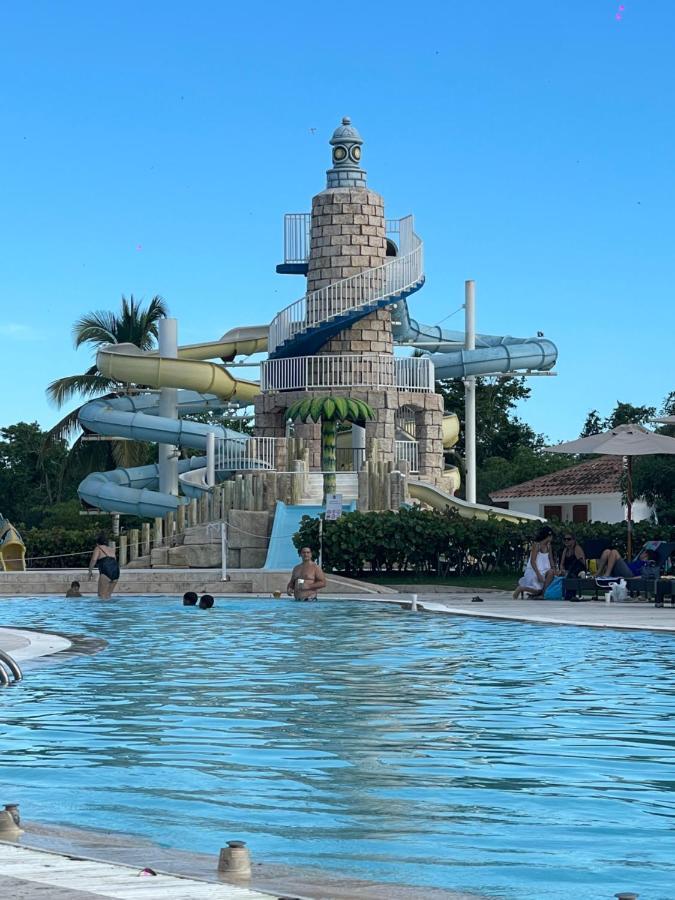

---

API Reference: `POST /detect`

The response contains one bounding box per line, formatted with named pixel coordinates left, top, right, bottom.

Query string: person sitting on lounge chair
left=596, top=547, right=657, bottom=579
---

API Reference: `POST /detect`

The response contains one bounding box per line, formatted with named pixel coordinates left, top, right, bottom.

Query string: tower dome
left=326, top=116, right=367, bottom=189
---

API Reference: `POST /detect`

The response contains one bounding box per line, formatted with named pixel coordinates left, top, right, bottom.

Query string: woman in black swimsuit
left=559, top=532, right=586, bottom=576
left=88, top=535, right=120, bottom=599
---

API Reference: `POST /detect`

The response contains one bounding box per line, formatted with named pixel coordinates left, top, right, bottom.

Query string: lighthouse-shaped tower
left=256, top=118, right=444, bottom=491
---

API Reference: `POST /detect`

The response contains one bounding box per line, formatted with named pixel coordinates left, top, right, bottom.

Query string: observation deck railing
left=270, top=216, right=422, bottom=355
left=260, top=354, right=434, bottom=393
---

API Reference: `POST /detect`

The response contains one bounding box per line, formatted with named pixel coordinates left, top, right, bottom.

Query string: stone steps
left=299, top=473, right=358, bottom=504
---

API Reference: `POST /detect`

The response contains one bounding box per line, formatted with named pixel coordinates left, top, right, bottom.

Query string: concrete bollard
left=410, top=593, right=418, bottom=612
left=218, top=840, right=251, bottom=878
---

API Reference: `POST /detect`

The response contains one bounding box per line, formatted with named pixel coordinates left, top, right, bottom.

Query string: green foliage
left=436, top=376, right=540, bottom=464
left=0, top=422, right=72, bottom=526
left=293, top=509, right=675, bottom=577
left=633, top=456, right=675, bottom=525
left=581, top=402, right=657, bottom=436
left=22, top=524, right=103, bottom=569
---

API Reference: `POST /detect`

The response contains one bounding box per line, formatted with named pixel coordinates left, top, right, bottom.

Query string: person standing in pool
left=88, top=535, right=120, bottom=599
left=287, top=546, right=326, bottom=601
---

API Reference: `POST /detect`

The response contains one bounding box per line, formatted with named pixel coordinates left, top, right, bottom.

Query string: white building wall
left=504, top=492, right=653, bottom=523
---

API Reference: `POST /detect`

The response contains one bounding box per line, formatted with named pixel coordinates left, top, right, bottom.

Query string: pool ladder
left=0, top=650, right=22, bottom=686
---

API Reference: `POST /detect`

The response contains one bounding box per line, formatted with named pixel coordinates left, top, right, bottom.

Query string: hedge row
left=293, top=508, right=674, bottom=577
left=23, top=526, right=103, bottom=569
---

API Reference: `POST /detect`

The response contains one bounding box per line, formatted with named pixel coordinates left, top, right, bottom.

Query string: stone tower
left=256, top=118, right=444, bottom=486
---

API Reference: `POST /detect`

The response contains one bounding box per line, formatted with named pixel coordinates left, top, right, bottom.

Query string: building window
left=543, top=505, right=563, bottom=520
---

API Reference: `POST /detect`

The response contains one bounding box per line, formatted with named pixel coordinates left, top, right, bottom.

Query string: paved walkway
left=0, top=843, right=274, bottom=899
left=365, top=589, right=675, bottom=631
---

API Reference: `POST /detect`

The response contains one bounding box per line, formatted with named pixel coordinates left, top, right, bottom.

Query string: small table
left=563, top=576, right=674, bottom=606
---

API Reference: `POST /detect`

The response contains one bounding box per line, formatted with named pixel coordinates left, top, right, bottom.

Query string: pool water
left=1, top=597, right=674, bottom=900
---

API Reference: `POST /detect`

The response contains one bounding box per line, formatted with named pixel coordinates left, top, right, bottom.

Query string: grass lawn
left=360, top=573, right=517, bottom=591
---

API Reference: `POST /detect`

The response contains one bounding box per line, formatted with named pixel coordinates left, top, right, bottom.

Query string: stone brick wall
left=306, top=187, right=392, bottom=356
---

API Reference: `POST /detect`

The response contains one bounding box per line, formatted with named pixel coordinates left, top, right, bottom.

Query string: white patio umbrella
left=545, top=423, right=675, bottom=557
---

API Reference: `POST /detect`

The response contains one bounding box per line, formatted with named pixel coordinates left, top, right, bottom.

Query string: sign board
left=325, top=493, right=343, bottom=521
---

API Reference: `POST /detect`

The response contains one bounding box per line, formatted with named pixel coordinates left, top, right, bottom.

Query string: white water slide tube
left=391, top=300, right=558, bottom=377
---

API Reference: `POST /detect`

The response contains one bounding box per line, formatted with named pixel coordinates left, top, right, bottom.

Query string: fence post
left=141, top=523, right=151, bottom=556
left=118, top=535, right=128, bottom=567
left=128, top=529, right=139, bottom=562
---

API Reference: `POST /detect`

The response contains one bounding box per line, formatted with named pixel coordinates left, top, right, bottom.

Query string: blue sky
left=1, top=1, right=673, bottom=443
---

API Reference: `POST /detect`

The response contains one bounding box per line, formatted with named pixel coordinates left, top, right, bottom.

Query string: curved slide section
left=392, top=298, right=558, bottom=378
left=97, top=344, right=260, bottom=405
left=0, top=515, right=26, bottom=571
left=409, top=481, right=542, bottom=524
left=78, top=340, right=262, bottom=516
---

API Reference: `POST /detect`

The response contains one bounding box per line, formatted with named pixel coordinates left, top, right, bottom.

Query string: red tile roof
left=490, top=456, right=624, bottom=500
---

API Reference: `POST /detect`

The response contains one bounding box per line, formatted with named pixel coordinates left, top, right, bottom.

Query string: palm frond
left=73, top=311, right=119, bottom=349
left=46, top=371, right=120, bottom=408
left=43, top=407, right=88, bottom=447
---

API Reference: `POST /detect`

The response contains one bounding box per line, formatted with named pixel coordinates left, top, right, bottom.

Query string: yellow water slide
left=97, top=325, right=267, bottom=402
left=0, top=518, right=26, bottom=571
left=408, top=481, right=542, bottom=523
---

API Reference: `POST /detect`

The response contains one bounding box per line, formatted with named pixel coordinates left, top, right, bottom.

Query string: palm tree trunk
left=321, top=419, right=337, bottom=504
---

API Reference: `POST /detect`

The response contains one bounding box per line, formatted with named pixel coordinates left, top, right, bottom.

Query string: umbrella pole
left=626, top=455, right=633, bottom=559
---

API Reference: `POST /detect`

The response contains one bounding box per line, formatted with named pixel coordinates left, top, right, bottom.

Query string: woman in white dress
left=513, top=526, right=555, bottom=599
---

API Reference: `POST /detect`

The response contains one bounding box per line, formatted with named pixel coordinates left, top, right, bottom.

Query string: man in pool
left=287, top=547, right=326, bottom=602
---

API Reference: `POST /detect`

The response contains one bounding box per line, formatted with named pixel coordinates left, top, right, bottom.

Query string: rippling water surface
left=2, top=597, right=674, bottom=899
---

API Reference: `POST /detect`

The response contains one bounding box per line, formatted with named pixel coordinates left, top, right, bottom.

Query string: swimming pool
left=1, top=597, right=674, bottom=899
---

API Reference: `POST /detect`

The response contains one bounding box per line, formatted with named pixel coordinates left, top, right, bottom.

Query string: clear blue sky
left=1, top=1, right=673, bottom=443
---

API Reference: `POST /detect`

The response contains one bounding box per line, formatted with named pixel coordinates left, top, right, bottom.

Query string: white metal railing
left=261, top=354, right=434, bottom=392
left=216, top=436, right=278, bottom=471
left=283, top=214, right=311, bottom=264
left=395, top=440, right=419, bottom=473
left=283, top=214, right=401, bottom=265
left=271, top=215, right=422, bottom=354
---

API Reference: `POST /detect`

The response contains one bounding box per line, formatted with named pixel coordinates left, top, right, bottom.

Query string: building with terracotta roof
left=489, top=456, right=653, bottom=523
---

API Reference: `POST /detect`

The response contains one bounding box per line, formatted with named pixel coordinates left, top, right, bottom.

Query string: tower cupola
left=326, top=116, right=367, bottom=189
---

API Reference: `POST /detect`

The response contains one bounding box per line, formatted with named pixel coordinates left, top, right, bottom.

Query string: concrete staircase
left=298, top=473, right=358, bottom=505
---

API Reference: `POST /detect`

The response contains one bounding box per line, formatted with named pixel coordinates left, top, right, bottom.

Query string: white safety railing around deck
left=216, top=436, right=279, bottom=472
left=283, top=214, right=311, bottom=264
left=271, top=215, right=422, bottom=354
left=283, top=214, right=402, bottom=265
left=395, top=440, right=419, bottom=473
left=261, top=354, right=434, bottom=393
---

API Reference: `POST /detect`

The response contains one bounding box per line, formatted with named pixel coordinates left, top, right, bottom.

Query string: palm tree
left=45, top=295, right=168, bottom=472
left=284, top=395, right=374, bottom=503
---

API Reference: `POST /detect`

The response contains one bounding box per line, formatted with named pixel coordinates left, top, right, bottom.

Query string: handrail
left=283, top=214, right=403, bottom=265
left=270, top=215, right=423, bottom=355
left=0, top=649, right=22, bottom=685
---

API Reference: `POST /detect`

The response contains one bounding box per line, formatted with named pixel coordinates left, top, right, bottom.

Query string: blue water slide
left=77, top=392, right=250, bottom=516
left=263, top=500, right=356, bottom=570
left=391, top=298, right=558, bottom=377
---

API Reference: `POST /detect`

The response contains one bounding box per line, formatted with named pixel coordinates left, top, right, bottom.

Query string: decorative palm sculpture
left=284, top=395, right=375, bottom=504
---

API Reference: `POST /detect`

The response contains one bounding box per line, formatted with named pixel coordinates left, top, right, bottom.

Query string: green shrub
left=294, top=510, right=674, bottom=577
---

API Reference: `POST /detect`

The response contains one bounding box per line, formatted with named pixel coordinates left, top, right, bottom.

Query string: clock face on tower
left=350, top=145, right=361, bottom=162
left=333, top=145, right=347, bottom=163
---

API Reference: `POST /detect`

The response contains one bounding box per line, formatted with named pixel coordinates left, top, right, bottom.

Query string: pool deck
left=365, top=589, right=675, bottom=631
left=0, top=842, right=275, bottom=899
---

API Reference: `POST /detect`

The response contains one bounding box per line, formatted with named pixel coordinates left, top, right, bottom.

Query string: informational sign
left=325, top=493, right=343, bottom=521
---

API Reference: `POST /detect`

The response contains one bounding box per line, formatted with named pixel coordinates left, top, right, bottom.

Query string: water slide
left=77, top=329, right=266, bottom=516
left=263, top=500, right=357, bottom=569
left=0, top=516, right=26, bottom=571
left=392, top=298, right=557, bottom=378
left=408, top=481, right=542, bottom=523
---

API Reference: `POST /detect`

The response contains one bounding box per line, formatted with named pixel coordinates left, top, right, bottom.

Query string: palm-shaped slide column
left=285, top=396, right=374, bottom=504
